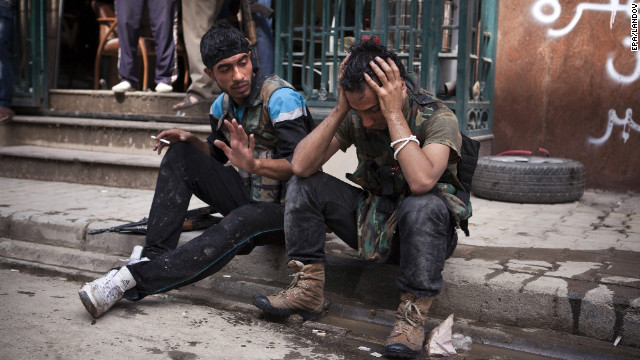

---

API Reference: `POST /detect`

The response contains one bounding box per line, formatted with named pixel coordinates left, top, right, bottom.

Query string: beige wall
left=494, top=0, right=640, bottom=191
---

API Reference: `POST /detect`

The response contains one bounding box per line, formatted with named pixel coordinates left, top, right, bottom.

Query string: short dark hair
left=200, top=22, right=251, bottom=70
left=339, top=38, right=406, bottom=93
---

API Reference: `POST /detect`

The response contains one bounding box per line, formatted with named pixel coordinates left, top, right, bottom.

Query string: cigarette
left=151, top=135, right=170, bottom=145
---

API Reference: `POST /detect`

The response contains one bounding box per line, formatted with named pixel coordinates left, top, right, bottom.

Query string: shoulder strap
left=260, top=75, right=296, bottom=112
left=455, top=133, right=480, bottom=205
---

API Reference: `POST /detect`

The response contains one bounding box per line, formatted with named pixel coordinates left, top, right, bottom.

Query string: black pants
left=125, top=142, right=284, bottom=300
left=285, top=172, right=458, bottom=298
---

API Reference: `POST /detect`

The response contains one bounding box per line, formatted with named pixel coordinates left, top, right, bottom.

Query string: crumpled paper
left=424, top=314, right=457, bottom=356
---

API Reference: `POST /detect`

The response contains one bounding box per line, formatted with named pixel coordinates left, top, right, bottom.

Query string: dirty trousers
left=285, top=172, right=458, bottom=298
left=125, top=142, right=284, bottom=300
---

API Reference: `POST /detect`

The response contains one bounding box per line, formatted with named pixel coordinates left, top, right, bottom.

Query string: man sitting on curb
left=78, top=22, right=315, bottom=318
left=253, top=40, right=473, bottom=359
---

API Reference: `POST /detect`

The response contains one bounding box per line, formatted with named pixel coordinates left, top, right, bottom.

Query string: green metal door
left=11, top=0, right=48, bottom=108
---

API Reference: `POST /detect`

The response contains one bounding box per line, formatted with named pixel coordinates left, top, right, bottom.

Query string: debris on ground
left=424, top=314, right=457, bottom=356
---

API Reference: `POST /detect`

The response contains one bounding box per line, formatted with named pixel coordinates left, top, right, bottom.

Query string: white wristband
left=390, top=135, right=420, bottom=160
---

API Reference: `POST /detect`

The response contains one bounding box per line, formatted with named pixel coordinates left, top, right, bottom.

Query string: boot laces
left=287, top=271, right=304, bottom=290
left=277, top=270, right=305, bottom=297
left=399, top=299, right=423, bottom=328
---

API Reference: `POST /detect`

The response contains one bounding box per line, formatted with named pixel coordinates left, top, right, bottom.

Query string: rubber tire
left=471, top=156, right=585, bottom=204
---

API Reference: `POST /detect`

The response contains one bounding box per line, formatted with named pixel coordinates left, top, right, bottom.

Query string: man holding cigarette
left=79, top=22, right=314, bottom=318
left=253, top=40, right=476, bottom=359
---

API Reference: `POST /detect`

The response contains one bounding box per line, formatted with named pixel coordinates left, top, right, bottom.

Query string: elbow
left=291, top=162, right=316, bottom=178
left=408, top=179, right=437, bottom=196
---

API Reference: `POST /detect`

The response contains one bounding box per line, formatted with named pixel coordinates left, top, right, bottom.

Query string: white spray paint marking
left=606, top=37, right=640, bottom=83
left=531, top=0, right=632, bottom=37
left=532, top=1, right=638, bottom=145
left=588, top=108, right=639, bottom=144
left=531, top=0, right=639, bottom=85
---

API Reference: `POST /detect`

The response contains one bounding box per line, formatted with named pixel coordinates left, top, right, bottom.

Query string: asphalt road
left=1, top=267, right=638, bottom=360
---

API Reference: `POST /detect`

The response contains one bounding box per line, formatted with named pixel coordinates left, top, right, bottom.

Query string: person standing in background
left=172, top=0, right=224, bottom=110
left=111, top=0, right=178, bottom=93
left=253, top=0, right=274, bottom=76
left=173, top=0, right=274, bottom=110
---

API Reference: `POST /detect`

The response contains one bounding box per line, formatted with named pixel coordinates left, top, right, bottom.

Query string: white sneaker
left=78, top=267, right=135, bottom=318
left=155, top=83, right=173, bottom=93
left=122, top=245, right=150, bottom=265
left=112, top=80, right=133, bottom=93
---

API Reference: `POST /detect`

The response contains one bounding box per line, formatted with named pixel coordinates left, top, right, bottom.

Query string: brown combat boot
left=253, top=260, right=324, bottom=321
left=383, top=293, right=434, bottom=359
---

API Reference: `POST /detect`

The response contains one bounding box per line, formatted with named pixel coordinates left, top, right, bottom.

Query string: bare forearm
left=292, top=106, right=348, bottom=176
left=251, top=158, right=293, bottom=181
left=387, top=113, right=441, bottom=194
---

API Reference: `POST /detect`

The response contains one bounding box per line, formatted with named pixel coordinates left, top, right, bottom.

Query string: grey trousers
left=284, top=172, right=458, bottom=298
left=181, top=0, right=223, bottom=98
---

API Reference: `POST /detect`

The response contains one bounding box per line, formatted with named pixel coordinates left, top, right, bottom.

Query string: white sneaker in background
left=154, top=83, right=173, bottom=93
left=112, top=80, right=133, bottom=93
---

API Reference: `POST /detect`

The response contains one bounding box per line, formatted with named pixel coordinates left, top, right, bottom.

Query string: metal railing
left=274, top=0, right=497, bottom=137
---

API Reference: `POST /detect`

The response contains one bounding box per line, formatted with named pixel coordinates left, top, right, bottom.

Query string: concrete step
left=1, top=177, right=638, bottom=348
left=0, top=115, right=211, bottom=155
left=47, top=89, right=212, bottom=123
left=0, top=145, right=161, bottom=189
left=0, top=114, right=359, bottom=188
left=40, top=90, right=493, bottom=156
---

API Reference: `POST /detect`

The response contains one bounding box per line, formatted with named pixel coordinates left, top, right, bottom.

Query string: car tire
left=471, top=156, right=585, bottom=204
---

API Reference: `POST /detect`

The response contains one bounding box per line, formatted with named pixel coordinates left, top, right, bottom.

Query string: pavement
left=0, top=176, right=639, bottom=353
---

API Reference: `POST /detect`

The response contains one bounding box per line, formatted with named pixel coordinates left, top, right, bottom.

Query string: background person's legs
left=254, top=0, right=273, bottom=75
left=174, top=0, right=223, bottom=108
left=114, top=0, right=145, bottom=86
left=147, top=0, right=178, bottom=88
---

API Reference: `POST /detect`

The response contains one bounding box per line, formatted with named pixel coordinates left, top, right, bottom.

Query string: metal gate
left=274, top=0, right=498, bottom=137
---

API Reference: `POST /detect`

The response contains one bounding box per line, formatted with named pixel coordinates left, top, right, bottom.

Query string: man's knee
left=161, top=141, right=197, bottom=162
left=286, top=174, right=321, bottom=207
left=159, top=142, right=211, bottom=177
left=397, top=193, right=449, bottom=224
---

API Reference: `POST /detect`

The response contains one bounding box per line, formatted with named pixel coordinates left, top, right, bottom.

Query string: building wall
left=494, top=0, right=639, bottom=191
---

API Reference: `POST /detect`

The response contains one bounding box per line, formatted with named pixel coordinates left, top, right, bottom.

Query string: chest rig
left=217, top=75, right=296, bottom=203
left=347, top=73, right=478, bottom=261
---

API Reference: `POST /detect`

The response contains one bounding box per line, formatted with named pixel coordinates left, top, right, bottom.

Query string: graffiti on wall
left=532, top=0, right=639, bottom=144
left=588, top=108, right=638, bottom=144
left=531, top=0, right=631, bottom=37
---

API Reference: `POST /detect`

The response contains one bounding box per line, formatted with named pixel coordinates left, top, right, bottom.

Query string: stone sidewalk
left=0, top=176, right=638, bottom=349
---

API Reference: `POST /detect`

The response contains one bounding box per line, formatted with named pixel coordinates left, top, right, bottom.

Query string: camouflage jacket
left=337, top=73, right=470, bottom=260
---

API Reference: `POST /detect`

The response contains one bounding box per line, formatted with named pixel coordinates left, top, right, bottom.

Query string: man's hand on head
left=364, top=56, right=406, bottom=121
left=335, top=54, right=352, bottom=115
left=213, top=119, right=258, bottom=173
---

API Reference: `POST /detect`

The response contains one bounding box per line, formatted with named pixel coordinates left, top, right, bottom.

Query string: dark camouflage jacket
left=337, top=73, right=474, bottom=260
